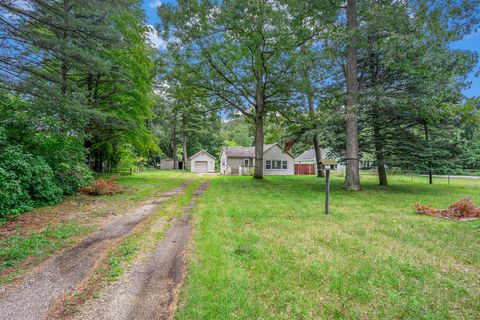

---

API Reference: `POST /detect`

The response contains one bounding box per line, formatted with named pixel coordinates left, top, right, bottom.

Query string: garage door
left=195, top=161, right=208, bottom=173
left=295, top=164, right=315, bottom=175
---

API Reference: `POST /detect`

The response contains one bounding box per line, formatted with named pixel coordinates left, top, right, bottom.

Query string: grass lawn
left=176, top=174, right=480, bottom=319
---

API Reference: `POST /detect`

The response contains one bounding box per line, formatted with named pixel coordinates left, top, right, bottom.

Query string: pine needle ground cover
left=176, top=175, right=480, bottom=319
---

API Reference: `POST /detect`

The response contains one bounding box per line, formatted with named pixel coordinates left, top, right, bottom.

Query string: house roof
left=188, top=150, right=216, bottom=161
left=222, top=143, right=294, bottom=158
left=295, top=148, right=333, bottom=161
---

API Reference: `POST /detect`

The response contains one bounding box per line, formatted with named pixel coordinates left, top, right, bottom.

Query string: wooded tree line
left=0, top=0, right=157, bottom=217
left=157, top=0, right=480, bottom=187
left=0, top=0, right=479, bottom=218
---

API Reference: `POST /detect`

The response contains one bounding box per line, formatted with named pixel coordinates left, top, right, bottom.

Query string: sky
left=141, top=0, right=479, bottom=98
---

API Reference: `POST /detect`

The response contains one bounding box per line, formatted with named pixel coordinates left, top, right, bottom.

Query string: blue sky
left=142, top=0, right=479, bottom=98
left=451, top=32, right=480, bottom=98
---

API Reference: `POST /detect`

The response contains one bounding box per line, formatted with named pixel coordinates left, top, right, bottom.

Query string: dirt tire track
left=0, top=181, right=192, bottom=320
left=77, top=181, right=209, bottom=320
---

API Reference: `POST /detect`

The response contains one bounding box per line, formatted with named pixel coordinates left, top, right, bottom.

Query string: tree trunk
left=172, top=123, right=177, bottom=170
left=254, top=112, right=264, bottom=179
left=182, top=132, right=188, bottom=170
left=424, top=123, right=433, bottom=184
left=372, top=102, right=387, bottom=186
left=152, top=156, right=157, bottom=169
left=344, top=0, right=361, bottom=191
left=306, top=80, right=324, bottom=178
left=94, top=151, right=103, bottom=173
left=374, top=129, right=388, bottom=186
left=313, top=135, right=323, bottom=177
left=253, top=64, right=265, bottom=179
left=61, top=63, right=68, bottom=95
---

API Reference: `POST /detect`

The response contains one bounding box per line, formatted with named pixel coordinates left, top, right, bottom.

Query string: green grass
left=112, top=170, right=198, bottom=202
left=176, top=174, right=480, bottom=320
left=0, top=223, right=94, bottom=273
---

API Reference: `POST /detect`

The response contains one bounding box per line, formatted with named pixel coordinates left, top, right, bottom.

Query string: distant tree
left=222, top=118, right=254, bottom=147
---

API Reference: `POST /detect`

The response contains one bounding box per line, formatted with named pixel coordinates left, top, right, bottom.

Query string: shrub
left=53, top=161, right=93, bottom=196
left=0, top=146, right=62, bottom=220
left=30, top=135, right=92, bottom=195
left=0, top=168, right=32, bottom=219
left=79, top=176, right=123, bottom=196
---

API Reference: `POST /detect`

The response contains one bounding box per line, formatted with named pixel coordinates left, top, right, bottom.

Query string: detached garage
left=188, top=151, right=216, bottom=173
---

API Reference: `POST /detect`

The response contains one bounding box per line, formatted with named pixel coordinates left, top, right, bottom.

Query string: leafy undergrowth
left=78, top=176, right=123, bottom=196
left=415, top=197, right=480, bottom=220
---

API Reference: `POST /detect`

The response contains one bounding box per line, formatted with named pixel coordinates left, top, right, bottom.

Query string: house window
left=272, top=160, right=281, bottom=169
left=265, top=160, right=271, bottom=169
left=244, top=159, right=249, bottom=167
left=266, top=160, right=288, bottom=170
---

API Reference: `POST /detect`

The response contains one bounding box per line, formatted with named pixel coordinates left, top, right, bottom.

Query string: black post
left=325, top=167, right=330, bottom=215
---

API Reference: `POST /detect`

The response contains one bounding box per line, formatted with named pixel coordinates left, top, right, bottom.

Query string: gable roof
left=222, top=144, right=271, bottom=157
left=188, top=150, right=216, bottom=161
left=295, top=148, right=332, bottom=161
left=222, top=143, right=294, bottom=159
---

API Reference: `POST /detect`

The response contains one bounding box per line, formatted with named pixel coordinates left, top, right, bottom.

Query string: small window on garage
left=265, top=160, right=271, bottom=169
left=282, top=161, right=288, bottom=169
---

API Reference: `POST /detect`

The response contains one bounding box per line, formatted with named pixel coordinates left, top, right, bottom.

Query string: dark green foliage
left=31, top=135, right=92, bottom=195
left=222, top=118, right=254, bottom=147
left=0, top=168, right=31, bottom=218
left=0, top=1, right=157, bottom=219
left=0, top=145, right=62, bottom=219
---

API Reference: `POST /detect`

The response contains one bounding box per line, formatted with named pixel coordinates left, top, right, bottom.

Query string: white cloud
left=148, top=1, right=162, bottom=9
left=146, top=25, right=167, bottom=50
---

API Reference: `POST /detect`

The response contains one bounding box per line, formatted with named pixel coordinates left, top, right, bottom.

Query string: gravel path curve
left=0, top=181, right=191, bottom=320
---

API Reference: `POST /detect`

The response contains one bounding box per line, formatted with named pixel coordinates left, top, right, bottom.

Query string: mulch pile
left=79, top=176, right=123, bottom=196
left=415, top=197, right=480, bottom=221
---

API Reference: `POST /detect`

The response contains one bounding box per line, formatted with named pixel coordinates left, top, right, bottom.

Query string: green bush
left=0, top=146, right=62, bottom=220
left=0, top=168, right=32, bottom=217
left=31, top=135, right=92, bottom=195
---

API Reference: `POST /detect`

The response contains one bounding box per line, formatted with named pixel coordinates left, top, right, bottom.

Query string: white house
left=188, top=150, right=216, bottom=173
left=220, top=143, right=294, bottom=176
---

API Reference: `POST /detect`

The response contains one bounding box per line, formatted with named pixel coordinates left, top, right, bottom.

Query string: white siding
left=226, top=157, right=244, bottom=174
left=220, top=149, right=228, bottom=174
left=190, top=152, right=216, bottom=173
left=263, top=145, right=294, bottom=176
